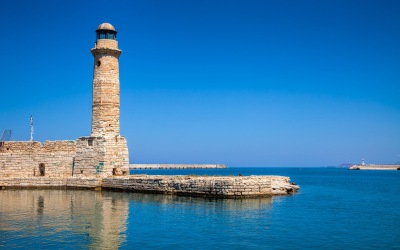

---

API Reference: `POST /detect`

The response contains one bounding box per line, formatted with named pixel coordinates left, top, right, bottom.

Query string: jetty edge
left=0, top=175, right=299, bottom=198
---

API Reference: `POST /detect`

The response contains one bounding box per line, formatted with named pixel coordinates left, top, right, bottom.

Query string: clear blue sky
left=1, top=0, right=399, bottom=167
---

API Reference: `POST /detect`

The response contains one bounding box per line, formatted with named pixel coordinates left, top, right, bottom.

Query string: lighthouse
left=74, top=23, right=129, bottom=177
left=91, top=23, right=121, bottom=138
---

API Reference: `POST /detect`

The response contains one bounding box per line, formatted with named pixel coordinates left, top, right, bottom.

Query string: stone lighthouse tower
left=91, top=23, right=121, bottom=138
left=74, top=23, right=129, bottom=177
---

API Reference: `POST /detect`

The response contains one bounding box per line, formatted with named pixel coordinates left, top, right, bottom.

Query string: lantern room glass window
left=96, top=30, right=117, bottom=40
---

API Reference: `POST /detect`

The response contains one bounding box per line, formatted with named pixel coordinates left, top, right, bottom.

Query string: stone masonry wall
left=91, top=39, right=121, bottom=138
left=95, top=39, right=119, bottom=50
left=102, top=175, right=299, bottom=198
left=74, top=136, right=129, bottom=177
left=102, top=136, right=129, bottom=176
left=74, top=137, right=106, bottom=176
left=0, top=175, right=298, bottom=198
left=0, top=177, right=101, bottom=188
left=0, top=141, right=76, bottom=178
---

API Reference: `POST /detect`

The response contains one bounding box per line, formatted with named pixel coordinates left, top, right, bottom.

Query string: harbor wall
left=130, top=164, right=227, bottom=169
left=0, top=175, right=298, bottom=197
left=101, top=175, right=298, bottom=197
left=0, top=141, right=76, bottom=178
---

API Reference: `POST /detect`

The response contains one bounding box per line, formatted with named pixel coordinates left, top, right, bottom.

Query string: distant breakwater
left=129, top=164, right=227, bottom=169
left=349, top=164, right=400, bottom=170
left=0, top=175, right=299, bottom=198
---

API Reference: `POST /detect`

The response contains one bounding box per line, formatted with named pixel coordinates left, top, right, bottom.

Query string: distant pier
left=349, top=164, right=400, bottom=170
left=129, top=164, right=227, bottom=170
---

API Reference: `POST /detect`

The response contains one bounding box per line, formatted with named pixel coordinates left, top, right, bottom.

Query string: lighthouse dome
left=97, top=23, right=116, bottom=32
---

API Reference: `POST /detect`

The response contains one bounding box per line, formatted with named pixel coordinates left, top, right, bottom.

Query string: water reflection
left=0, top=190, right=273, bottom=249
left=0, top=190, right=129, bottom=249
left=127, top=193, right=272, bottom=211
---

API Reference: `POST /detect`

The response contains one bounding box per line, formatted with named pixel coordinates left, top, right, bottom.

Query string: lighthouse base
left=74, top=136, right=129, bottom=177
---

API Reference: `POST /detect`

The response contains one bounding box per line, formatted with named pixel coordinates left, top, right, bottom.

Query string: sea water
left=0, top=168, right=399, bottom=249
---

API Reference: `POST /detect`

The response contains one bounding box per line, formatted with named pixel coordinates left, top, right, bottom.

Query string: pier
left=0, top=175, right=299, bottom=198
left=349, top=164, right=400, bottom=170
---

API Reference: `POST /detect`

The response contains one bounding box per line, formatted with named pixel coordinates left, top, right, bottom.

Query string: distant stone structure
left=349, top=164, right=400, bottom=170
left=0, top=23, right=128, bottom=178
left=349, top=158, right=400, bottom=170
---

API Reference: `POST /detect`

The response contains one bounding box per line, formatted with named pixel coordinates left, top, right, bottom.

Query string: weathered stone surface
left=73, top=136, right=129, bottom=177
left=270, top=176, right=299, bottom=195
left=91, top=38, right=121, bottom=138
left=0, top=177, right=100, bottom=188
left=101, top=175, right=299, bottom=198
left=0, top=175, right=298, bottom=198
left=0, top=141, right=75, bottom=178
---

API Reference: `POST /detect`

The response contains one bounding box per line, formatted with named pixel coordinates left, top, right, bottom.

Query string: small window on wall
left=39, top=163, right=45, bottom=176
left=88, top=140, right=93, bottom=147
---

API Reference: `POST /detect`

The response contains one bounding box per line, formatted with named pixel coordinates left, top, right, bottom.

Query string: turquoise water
left=1, top=168, right=399, bottom=249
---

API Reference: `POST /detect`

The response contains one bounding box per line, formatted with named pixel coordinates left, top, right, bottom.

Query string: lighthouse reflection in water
left=0, top=189, right=272, bottom=249
left=0, top=190, right=130, bottom=249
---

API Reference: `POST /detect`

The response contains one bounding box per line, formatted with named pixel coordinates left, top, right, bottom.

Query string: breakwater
left=129, top=164, right=227, bottom=169
left=349, top=164, right=400, bottom=170
left=0, top=175, right=298, bottom=198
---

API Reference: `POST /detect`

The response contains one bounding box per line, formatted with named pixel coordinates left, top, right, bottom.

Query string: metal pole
left=30, top=115, right=34, bottom=141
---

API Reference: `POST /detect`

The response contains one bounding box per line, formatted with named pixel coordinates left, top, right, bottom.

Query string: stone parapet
left=0, top=141, right=76, bottom=152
